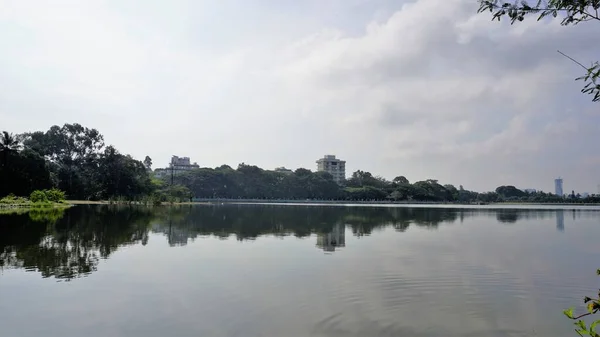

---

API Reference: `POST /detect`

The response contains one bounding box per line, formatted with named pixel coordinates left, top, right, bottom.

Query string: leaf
left=576, top=319, right=587, bottom=331
left=589, top=302, right=595, bottom=314
left=590, top=320, right=600, bottom=333
left=565, top=307, right=575, bottom=319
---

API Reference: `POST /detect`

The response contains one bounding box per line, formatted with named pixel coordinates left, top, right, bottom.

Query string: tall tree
left=0, top=131, right=21, bottom=153
left=478, top=0, right=600, bottom=101
left=0, top=131, right=22, bottom=166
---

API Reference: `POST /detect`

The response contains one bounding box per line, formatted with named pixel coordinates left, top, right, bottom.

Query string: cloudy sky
left=0, top=0, right=598, bottom=193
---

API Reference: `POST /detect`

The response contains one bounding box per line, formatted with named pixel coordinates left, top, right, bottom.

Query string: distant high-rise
left=555, top=177, right=564, bottom=197
left=316, top=155, right=346, bottom=184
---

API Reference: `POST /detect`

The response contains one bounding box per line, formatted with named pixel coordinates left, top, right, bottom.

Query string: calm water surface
left=1, top=204, right=600, bottom=337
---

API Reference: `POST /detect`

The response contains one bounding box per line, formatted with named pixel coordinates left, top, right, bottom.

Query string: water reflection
left=0, top=205, right=592, bottom=281
left=316, top=223, right=345, bottom=252
left=556, top=210, right=565, bottom=232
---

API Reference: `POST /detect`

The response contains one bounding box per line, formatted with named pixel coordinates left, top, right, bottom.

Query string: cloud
left=0, top=0, right=598, bottom=192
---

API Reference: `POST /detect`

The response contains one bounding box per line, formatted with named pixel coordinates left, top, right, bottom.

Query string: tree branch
left=480, top=1, right=600, bottom=21
left=557, top=50, right=590, bottom=71
left=572, top=312, right=594, bottom=320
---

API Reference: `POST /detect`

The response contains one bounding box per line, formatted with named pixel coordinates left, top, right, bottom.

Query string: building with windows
left=316, top=155, right=346, bottom=184
left=153, top=155, right=199, bottom=179
left=555, top=177, right=564, bottom=197
left=170, top=155, right=199, bottom=171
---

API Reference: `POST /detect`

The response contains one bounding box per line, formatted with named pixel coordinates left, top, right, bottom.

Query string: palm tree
left=0, top=131, right=21, bottom=153
left=0, top=131, right=22, bottom=166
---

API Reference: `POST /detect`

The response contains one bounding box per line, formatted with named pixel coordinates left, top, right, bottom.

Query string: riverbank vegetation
left=0, top=189, right=71, bottom=214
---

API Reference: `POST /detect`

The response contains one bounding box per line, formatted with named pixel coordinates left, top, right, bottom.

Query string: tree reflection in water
left=0, top=204, right=568, bottom=280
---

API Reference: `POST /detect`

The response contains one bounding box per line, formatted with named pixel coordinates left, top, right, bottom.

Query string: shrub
left=44, top=188, right=66, bottom=203
left=30, top=190, right=48, bottom=203
left=0, top=194, right=28, bottom=204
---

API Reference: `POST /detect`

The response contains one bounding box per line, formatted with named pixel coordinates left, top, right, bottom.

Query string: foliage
left=44, top=188, right=66, bottom=203
left=563, top=269, right=600, bottom=336
left=29, top=190, right=48, bottom=203
left=0, top=194, right=28, bottom=205
left=163, top=163, right=600, bottom=203
left=0, top=131, right=22, bottom=154
left=0, top=148, right=52, bottom=197
left=143, top=156, right=152, bottom=170
left=477, top=0, right=600, bottom=101
left=495, top=185, right=527, bottom=199
left=2, top=123, right=154, bottom=201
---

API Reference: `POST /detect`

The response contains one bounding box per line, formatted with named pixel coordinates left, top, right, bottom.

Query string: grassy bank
left=0, top=189, right=72, bottom=214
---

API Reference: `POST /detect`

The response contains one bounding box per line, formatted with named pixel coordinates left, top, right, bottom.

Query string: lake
left=1, top=204, right=600, bottom=337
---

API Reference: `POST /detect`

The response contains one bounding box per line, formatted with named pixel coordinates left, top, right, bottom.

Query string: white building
left=170, top=155, right=199, bottom=171
left=153, top=155, right=199, bottom=179
left=316, top=155, right=346, bottom=184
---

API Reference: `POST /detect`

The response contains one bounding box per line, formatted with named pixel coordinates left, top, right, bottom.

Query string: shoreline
left=63, top=199, right=600, bottom=207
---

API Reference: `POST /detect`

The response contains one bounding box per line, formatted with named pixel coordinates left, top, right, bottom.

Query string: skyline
left=1, top=0, right=598, bottom=193
left=155, top=153, right=593, bottom=195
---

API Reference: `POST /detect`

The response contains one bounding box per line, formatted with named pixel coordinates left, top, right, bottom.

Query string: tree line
left=2, top=123, right=600, bottom=203
left=171, top=165, right=600, bottom=203
left=0, top=124, right=154, bottom=200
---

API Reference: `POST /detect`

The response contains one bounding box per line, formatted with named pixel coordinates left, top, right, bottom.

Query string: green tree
left=0, top=149, right=52, bottom=197
left=98, top=146, right=152, bottom=199
left=444, top=184, right=459, bottom=201
left=495, top=185, right=527, bottom=199
left=478, top=0, right=600, bottom=101
left=393, top=176, right=410, bottom=185
left=0, top=131, right=22, bottom=154
left=143, top=156, right=152, bottom=170
left=0, top=131, right=22, bottom=167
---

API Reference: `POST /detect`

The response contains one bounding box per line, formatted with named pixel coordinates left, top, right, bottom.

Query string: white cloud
left=0, top=0, right=598, bottom=192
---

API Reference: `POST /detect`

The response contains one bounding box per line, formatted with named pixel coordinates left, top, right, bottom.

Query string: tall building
left=555, top=177, right=564, bottom=197
left=316, top=155, right=346, bottom=184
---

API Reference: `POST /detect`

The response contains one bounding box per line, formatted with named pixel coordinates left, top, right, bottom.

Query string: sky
left=0, top=0, right=598, bottom=193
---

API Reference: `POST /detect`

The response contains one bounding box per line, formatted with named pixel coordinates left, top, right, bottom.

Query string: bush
left=0, top=194, right=28, bottom=204
left=44, top=188, right=66, bottom=203
left=30, top=190, right=48, bottom=203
